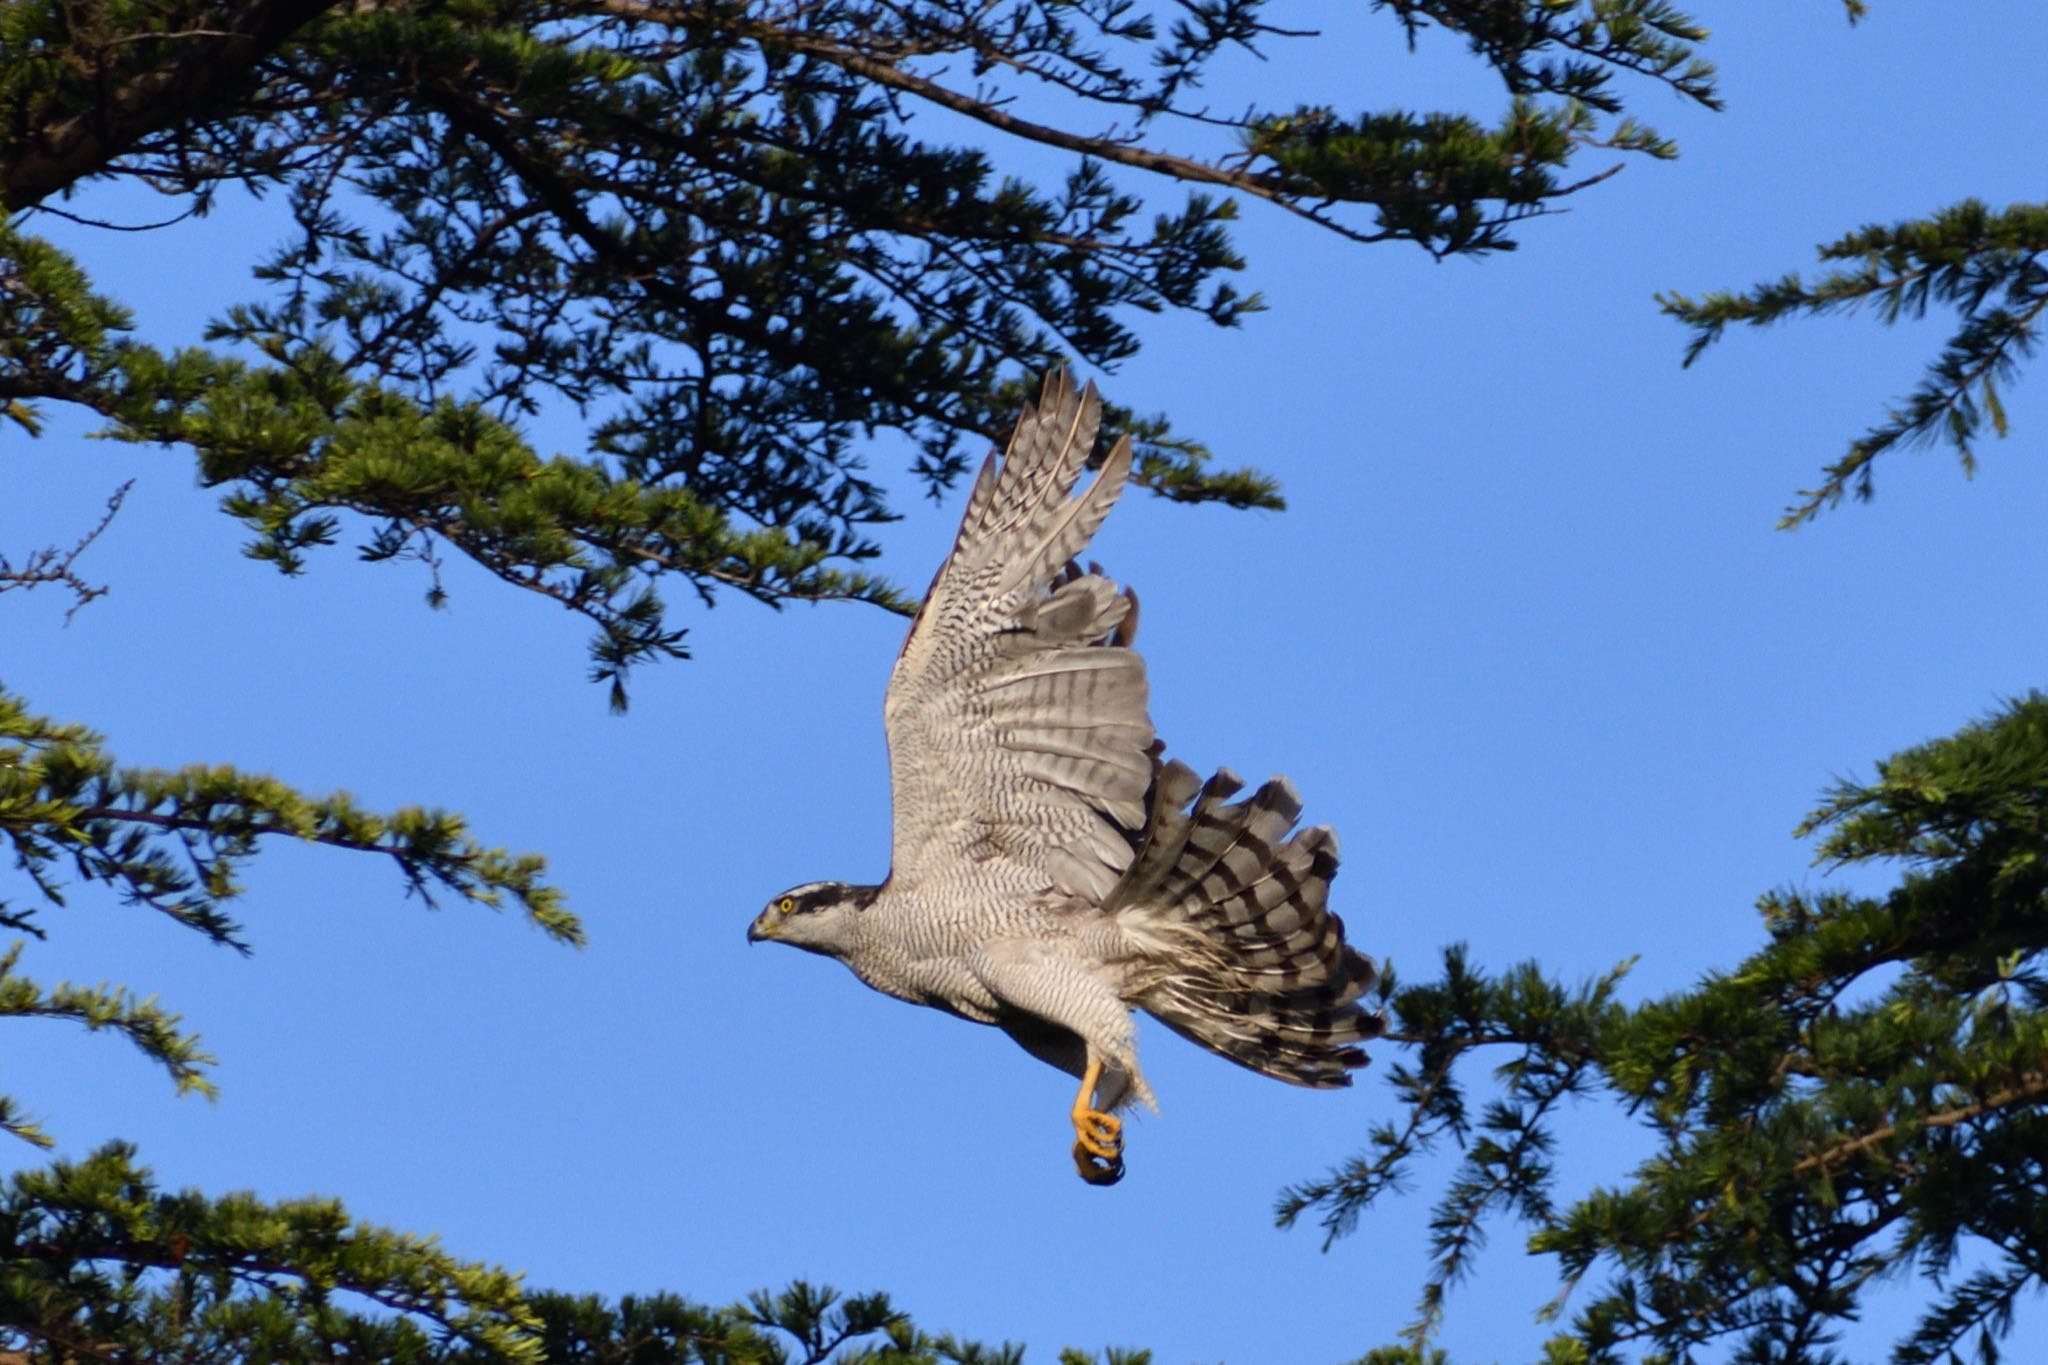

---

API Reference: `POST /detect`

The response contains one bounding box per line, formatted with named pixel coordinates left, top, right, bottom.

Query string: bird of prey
left=750, top=371, right=1381, bottom=1185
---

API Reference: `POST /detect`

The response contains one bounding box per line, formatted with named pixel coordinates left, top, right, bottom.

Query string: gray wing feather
left=884, top=372, right=1154, bottom=899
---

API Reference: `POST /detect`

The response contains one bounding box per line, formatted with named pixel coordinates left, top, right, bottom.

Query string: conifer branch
left=2, top=683, right=581, bottom=948
left=3, top=0, right=1717, bottom=695
left=0, top=1144, right=547, bottom=1362
left=1299, top=693, right=2048, bottom=1363
left=1788, top=1071, right=2048, bottom=1178
left=0, top=0, right=342, bottom=211
left=0, top=941, right=219, bottom=1138
left=2, top=683, right=579, bottom=1142
left=1662, top=199, right=2048, bottom=527
left=1, top=1153, right=1144, bottom=1365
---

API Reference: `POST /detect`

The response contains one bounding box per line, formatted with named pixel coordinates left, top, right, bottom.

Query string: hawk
left=749, top=371, right=1381, bottom=1185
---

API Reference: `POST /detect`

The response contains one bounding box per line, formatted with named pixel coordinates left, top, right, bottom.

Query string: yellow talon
left=1073, top=1109, right=1121, bottom=1157
left=1070, top=1058, right=1126, bottom=1186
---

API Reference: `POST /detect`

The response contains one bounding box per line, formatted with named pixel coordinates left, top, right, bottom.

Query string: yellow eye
left=778, top=897, right=796, bottom=914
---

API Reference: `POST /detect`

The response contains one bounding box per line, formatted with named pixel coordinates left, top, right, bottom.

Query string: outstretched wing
left=884, top=371, right=1154, bottom=903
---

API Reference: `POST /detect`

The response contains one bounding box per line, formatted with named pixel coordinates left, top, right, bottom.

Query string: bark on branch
left=1791, top=1071, right=2048, bottom=1177
left=1, top=0, right=342, bottom=211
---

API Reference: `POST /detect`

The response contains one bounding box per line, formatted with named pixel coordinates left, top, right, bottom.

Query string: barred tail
left=1107, top=763, right=1383, bottom=1087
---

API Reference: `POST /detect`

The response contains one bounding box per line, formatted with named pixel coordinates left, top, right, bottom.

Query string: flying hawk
left=749, top=371, right=1381, bottom=1185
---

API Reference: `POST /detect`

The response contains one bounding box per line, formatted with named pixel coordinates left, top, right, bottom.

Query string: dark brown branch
left=1, top=0, right=343, bottom=211
left=590, top=0, right=1424, bottom=244
left=0, top=481, right=132, bottom=620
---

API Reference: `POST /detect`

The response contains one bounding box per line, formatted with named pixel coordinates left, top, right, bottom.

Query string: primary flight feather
left=749, top=371, right=1381, bottom=1185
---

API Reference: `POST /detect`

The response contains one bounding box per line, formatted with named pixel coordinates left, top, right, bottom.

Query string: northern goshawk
left=749, top=371, right=1381, bottom=1185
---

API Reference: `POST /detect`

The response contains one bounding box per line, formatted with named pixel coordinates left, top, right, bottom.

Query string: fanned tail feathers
left=1107, top=762, right=1383, bottom=1087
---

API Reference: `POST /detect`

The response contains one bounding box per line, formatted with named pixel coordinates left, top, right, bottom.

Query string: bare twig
left=0, top=481, right=134, bottom=621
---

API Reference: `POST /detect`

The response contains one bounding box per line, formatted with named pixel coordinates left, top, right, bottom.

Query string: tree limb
left=1791, top=1071, right=2048, bottom=1178
left=1, top=0, right=343, bottom=211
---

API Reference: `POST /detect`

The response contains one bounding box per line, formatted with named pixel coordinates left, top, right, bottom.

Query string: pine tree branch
left=1, top=1144, right=547, bottom=1362
left=6, top=0, right=1711, bottom=699
left=65, top=798, right=546, bottom=911
left=1661, top=199, right=2048, bottom=526
left=708, top=11, right=1397, bottom=240
left=0, top=0, right=343, bottom=211
left=0, top=942, right=217, bottom=1147
left=596, top=1, right=1626, bottom=255
left=1307, top=694, right=2048, bottom=1362
left=1789, top=1070, right=2048, bottom=1178
left=1894, top=1266, right=2029, bottom=1365
left=2, top=683, right=583, bottom=948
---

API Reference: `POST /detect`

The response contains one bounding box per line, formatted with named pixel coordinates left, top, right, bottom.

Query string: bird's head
left=747, top=880, right=882, bottom=955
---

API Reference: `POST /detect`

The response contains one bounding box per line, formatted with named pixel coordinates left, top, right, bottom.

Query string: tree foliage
left=1662, top=198, right=2048, bottom=529
left=14, top=3, right=2045, bottom=1364
left=0, top=1143, right=543, bottom=1362
left=1646, top=0, right=2046, bottom=529
left=2, top=0, right=1720, bottom=699
left=0, top=1145, right=1143, bottom=1364
left=1, top=0, right=1721, bottom=1288
left=1286, top=694, right=2048, bottom=1364
left=0, top=682, right=579, bottom=1148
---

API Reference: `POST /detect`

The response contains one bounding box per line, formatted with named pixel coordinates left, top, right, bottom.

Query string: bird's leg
left=1070, top=1057, right=1125, bottom=1186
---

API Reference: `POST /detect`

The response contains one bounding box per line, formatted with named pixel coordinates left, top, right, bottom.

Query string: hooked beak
left=746, top=914, right=773, bottom=944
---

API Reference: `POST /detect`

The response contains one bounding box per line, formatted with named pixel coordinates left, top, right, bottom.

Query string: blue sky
left=6, top=5, right=2046, bottom=1361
